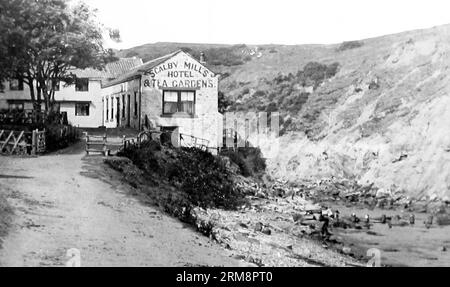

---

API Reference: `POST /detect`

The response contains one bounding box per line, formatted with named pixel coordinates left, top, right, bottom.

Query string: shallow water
left=324, top=201, right=450, bottom=267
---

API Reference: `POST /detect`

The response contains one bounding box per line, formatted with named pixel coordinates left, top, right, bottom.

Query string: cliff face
left=264, top=25, right=450, bottom=201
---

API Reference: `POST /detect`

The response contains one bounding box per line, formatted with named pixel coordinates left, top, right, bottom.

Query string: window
left=111, top=98, right=114, bottom=120
left=106, top=98, right=109, bottom=120
left=163, top=90, right=195, bottom=116
left=10, top=78, right=24, bottom=91
left=134, top=92, right=138, bottom=117
left=75, top=103, right=90, bottom=116
left=75, top=78, right=89, bottom=92
left=180, top=91, right=195, bottom=114
left=122, top=94, right=125, bottom=118
left=9, top=103, right=24, bottom=111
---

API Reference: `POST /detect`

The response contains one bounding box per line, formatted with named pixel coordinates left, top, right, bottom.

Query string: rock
left=293, top=214, right=303, bottom=222
left=239, top=223, right=249, bottom=228
left=342, top=246, right=352, bottom=254
left=409, top=214, right=415, bottom=225
left=442, top=246, right=447, bottom=252
left=376, top=188, right=389, bottom=198
left=261, top=227, right=272, bottom=235
left=299, top=219, right=318, bottom=226
left=328, top=235, right=343, bottom=243
left=254, top=222, right=263, bottom=232
left=424, top=215, right=433, bottom=228
left=436, top=214, right=450, bottom=226
left=233, top=254, right=246, bottom=260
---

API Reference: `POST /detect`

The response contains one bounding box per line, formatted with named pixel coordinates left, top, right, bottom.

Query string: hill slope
left=118, top=24, right=450, bottom=200
left=262, top=24, right=450, bottom=201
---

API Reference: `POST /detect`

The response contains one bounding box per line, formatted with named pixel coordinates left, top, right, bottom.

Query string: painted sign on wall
left=143, top=58, right=216, bottom=89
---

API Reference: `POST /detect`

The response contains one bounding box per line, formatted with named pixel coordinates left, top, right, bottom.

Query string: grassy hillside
left=118, top=24, right=450, bottom=200
left=116, top=42, right=255, bottom=66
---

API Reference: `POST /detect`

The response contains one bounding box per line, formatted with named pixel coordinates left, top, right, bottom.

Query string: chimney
left=199, top=52, right=206, bottom=64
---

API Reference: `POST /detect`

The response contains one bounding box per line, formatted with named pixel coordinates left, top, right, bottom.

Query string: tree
left=0, top=0, right=118, bottom=113
left=218, top=91, right=232, bottom=114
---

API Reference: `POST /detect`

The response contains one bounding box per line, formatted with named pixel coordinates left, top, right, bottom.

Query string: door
left=127, top=94, right=131, bottom=127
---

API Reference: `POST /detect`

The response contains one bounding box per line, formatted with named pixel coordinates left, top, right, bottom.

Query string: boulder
left=342, top=246, right=352, bottom=255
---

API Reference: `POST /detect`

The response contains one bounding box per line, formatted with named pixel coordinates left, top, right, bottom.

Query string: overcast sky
left=83, top=0, right=450, bottom=49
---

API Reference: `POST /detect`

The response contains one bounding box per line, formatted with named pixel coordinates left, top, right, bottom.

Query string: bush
left=220, top=147, right=266, bottom=177
left=119, top=141, right=246, bottom=210
left=336, top=40, right=364, bottom=52
left=43, top=112, right=80, bottom=152
left=218, top=91, right=232, bottom=114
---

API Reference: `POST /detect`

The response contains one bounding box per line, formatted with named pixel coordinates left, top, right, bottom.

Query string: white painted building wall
left=0, top=79, right=103, bottom=128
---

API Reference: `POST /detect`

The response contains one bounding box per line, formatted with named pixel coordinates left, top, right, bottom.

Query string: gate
left=0, top=129, right=46, bottom=155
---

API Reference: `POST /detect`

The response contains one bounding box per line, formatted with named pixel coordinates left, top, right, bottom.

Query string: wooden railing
left=122, top=130, right=212, bottom=152
left=179, top=133, right=210, bottom=151
left=85, top=134, right=127, bottom=156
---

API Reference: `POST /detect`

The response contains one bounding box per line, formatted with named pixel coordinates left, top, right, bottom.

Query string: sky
left=83, top=0, right=450, bottom=49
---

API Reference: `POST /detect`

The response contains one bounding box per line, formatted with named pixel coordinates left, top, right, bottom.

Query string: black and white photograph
left=0, top=0, right=449, bottom=271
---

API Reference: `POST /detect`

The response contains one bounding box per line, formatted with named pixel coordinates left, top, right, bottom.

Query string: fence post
left=103, top=134, right=107, bottom=156
left=43, top=129, right=46, bottom=152
left=31, top=129, right=37, bottom=155
left=85, top=134, right=90, bottom=155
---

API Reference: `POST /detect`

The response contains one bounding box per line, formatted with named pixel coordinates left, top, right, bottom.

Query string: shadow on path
left=0, top=174, right=33, bottom=179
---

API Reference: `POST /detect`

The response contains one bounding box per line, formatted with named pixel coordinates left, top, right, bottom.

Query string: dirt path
left=0, top=144, right=244, bottom=267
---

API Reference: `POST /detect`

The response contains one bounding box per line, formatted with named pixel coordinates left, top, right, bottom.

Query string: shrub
left=171, top=148, right=245, bottom=209
left=220, top=147, right=266, bottom=177
left=205, top=47, right=245, bottom=66
left=120, top=141, right=246, bottom=210
left=326, top=62, right=340, bottom=78
left=336, top=40, right=364, bottom=52
left=218, top=91, right=232, bottom=114
left=303, top=62, right=329, bottom=86
left=43, top=112, right=80, bottom=151
left=253, top=90, right=266, bottom=98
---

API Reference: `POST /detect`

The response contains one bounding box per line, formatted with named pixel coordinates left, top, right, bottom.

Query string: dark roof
left=103, top=51, right=180, bottom=88
left=105, top=57, right=143, bottom=78
left=70, top=68, right=109, bottom=79
left=69, top=58, right=143, bottom=81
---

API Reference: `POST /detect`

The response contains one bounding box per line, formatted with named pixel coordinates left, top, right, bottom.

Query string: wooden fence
left=0, top=129, right=45, bottom=155
left=121, top=130, right=211, bottom=152
left=119, top=129, right=249, bottom=155
left=85, top=134, right=126, bottom=156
